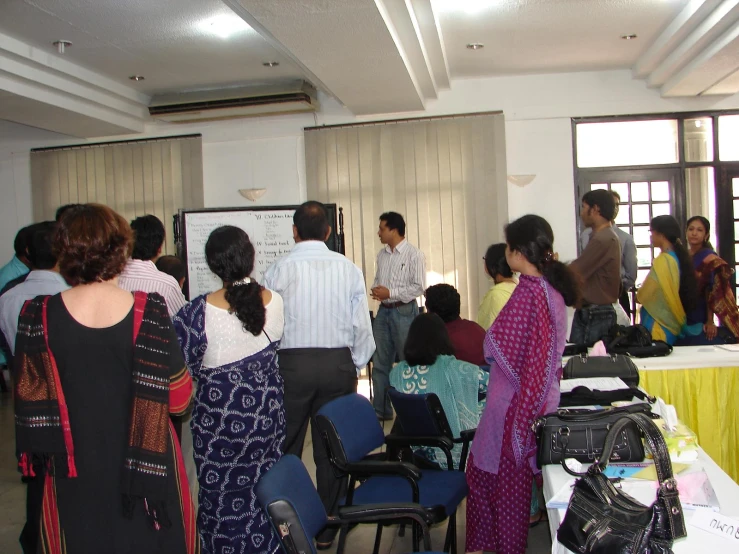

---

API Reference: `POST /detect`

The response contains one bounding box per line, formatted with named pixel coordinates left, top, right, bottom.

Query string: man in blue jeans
left=370, top=212, right=426, bottom=420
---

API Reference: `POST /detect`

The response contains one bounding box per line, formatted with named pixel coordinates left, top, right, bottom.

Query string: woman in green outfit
left=390, top=313, right=487, bottom=470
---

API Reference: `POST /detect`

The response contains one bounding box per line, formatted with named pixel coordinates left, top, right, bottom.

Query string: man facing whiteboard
left=263, top=200, right=375, bottom=550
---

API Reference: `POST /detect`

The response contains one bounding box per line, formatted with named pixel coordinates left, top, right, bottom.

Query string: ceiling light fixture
left=198, top=14, right=251, bottom=39
left=239, top=188, right=267, bottom=202
left=52, top=40, right=72, bottom=54
left=262, top=62, right=279, bottom=67
left=620, top=34, right=638, bottom=40
left=467, top=43, right=484, bottom=50
left=129, top=75, right=145, bottom=81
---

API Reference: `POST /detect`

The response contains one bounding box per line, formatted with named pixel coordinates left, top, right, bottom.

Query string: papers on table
left=546, top=462, right=720, bottom=512
left=716, top=344, right=739, bottom=352
left=559, top=377, right=630, bottom=394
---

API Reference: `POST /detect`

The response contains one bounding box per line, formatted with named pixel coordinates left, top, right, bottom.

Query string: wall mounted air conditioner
left=148, top=80, right=318, bottom=123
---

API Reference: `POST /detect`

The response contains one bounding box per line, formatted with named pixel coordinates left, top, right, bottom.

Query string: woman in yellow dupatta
left=637, top=215, right=699, bottom=345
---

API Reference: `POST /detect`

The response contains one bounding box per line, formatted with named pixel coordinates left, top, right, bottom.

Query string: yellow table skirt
left=640, top=366, right=739, bottom=484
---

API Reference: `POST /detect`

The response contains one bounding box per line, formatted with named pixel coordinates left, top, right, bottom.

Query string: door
left=577, top=168, right=684, bottom=287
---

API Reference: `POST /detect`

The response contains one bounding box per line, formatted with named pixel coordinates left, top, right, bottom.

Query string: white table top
left=563, top=345, right=739, bottom=371
left=543, top=447, right=739, bottom=553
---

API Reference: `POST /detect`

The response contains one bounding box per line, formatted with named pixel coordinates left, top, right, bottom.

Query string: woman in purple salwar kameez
left=465, top=215, right=579, bottom=554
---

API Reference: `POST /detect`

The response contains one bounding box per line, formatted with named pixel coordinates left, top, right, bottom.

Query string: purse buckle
left=659, top=478, right=678, bottom=495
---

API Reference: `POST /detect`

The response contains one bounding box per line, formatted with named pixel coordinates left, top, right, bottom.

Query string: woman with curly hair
left=173, top=225, right=285, bottom=554
left=14, top=203, right=198, bottom=554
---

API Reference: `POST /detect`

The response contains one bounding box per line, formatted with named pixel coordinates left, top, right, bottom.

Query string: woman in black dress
left=14, top=204, right=199, bottom=554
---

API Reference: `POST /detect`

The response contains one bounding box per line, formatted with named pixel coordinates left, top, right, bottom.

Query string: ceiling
left=1, top=0, right=739, bottom=138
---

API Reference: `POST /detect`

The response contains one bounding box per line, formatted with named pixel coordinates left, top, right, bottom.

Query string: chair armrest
left=385, top=434, right=454, bottom=451
left=345, top=460, right=422, bottom=481
left=337, top=502, right=444, bottom=525
left=455, top=428, right=476, bottom=443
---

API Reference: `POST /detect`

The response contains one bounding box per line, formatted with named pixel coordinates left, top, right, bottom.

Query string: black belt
left=381, top=301, right=411, bottom=309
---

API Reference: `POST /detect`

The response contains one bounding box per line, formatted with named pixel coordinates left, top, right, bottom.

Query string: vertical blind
left=30, top=135, right=204, bottom=255
left=305, top=113, right=508, bottom=319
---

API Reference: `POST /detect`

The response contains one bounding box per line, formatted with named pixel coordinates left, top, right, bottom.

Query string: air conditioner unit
left=148, top=80, right=318, bottom=123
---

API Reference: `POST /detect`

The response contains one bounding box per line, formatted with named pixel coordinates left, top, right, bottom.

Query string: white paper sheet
left=559, top=376, right=630, bottom=393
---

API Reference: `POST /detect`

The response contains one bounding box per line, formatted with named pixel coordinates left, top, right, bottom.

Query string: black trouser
left=279, top=347, right=357, bottom=540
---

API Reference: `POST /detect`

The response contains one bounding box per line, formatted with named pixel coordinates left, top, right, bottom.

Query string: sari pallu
left=14, top=292, right=198, bottom=554
left=696, top=253, right=739, bottom=337
left=637, top=251, right=699, bottom=345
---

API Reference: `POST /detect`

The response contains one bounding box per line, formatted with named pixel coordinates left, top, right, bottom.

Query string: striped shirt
left=372, top=239, right=426, bottom=304
left=263, top=241, right=375, bottom=369
left=118, top=259, right=186, bottom=316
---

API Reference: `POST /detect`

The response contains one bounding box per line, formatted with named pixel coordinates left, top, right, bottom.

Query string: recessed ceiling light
left=263, top=62, right=279, bottom=67
left=620, top=34, right=638, bottom=40
left=52, top=40, right=72, bottom=54
left=197, top=14, right=251, bottom=39
left=129, top=75, right=145, bottom=81
left=466, top=43, right=484, bottom=50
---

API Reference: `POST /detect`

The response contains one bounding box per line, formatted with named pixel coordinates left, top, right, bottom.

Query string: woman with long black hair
left=465, top=214, right=579, bottom=554
left=173, top=225, right=285, bottom=554
left=637, top=215, right=698, bottom=345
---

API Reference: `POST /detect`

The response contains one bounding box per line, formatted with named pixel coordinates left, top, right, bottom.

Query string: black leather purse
left=534, top=404, right=649, bottom=467
left=557, top=412, right=687, bottom=554
left=563, top=353, right=640, bottom=387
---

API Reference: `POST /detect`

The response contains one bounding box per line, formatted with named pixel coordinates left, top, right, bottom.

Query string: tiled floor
left=0, top=374, right=552, bottom=553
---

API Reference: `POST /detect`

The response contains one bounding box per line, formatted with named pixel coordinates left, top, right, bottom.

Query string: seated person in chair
left=390, top=313, right=487, bottom=470
left=424, top=283, right=486, bottom=366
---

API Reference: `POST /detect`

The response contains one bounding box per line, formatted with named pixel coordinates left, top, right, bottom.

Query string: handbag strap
left=598, top=412, right=687, bottom=539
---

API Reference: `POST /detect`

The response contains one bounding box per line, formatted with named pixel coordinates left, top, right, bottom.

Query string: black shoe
left=375, top=412, right=393, bottom=422
left=315, top=526, right=338, bottom=550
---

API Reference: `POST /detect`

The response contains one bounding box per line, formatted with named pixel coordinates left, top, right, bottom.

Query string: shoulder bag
left=534, top=403, right=649, bottom=467
left=557, top=412, right=687, bottom=554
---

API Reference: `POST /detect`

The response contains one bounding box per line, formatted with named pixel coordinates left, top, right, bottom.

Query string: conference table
left=543, top=447, right=739, bottom=553
left=627, top=345, right=739, bottom=484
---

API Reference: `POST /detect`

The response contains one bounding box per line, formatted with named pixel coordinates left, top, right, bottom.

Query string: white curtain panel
left=30, top=135, right=204, bottom=256
left=305, top=113, right=508, bottom=320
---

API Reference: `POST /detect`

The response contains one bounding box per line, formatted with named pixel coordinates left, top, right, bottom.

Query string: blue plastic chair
left=314, top=393, right=468, bottom=554
left=256, top=454, right=445, bottom=554
left=387, top=388, right=477, bottom=472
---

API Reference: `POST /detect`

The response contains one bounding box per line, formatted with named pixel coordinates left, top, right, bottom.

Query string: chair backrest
left=388, top=388, right=454, bottom=440
left=255, top=455, right=327, bottom=554
left=315, top=393, right=386, bottom=465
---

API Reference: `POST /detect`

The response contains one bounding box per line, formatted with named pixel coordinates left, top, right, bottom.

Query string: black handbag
left=557, top=412, right=687, bottom=554
left=564, top=353, right=640, bottom=387
left=534, top=403, right=649, bottom=467
left=559, top=386, right=654, bottom=408
left=606, top=324, right=674, bottom=358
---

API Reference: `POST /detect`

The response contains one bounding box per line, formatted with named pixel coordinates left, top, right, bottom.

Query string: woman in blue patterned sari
left=173, top=226, right=285, bottom=554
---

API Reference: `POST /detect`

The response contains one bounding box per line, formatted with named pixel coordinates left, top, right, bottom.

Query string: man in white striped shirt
left=370, top=212, right=426, bottom=419
left=117, top=215, right=186, bottom=317
left=264, top=201, right=374, bottom=549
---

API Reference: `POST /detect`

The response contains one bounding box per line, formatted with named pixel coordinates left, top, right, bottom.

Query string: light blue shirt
left=0, top=256, right=29, bottom=291
left=0, top=270, right=70, bottom=355
left=264, top=241, right=375, bottom=369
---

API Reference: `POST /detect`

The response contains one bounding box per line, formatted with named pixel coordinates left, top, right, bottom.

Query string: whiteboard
left=178, top=205, right=339, bottom=299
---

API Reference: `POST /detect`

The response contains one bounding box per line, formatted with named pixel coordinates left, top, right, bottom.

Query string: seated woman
left=679, top=216, right=739, bottom=345
left=173, top=225, right=285, bottom=554
left=637, top=215, right=699, bottom=345
left=477, top=243, right=517, bottom=331
left=389, top=312, right=487, bottom=470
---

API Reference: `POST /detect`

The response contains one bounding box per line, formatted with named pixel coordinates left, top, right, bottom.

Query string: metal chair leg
left=372, top=524, right=383, bottom=554
left=336, top=523, right=350, bottom=554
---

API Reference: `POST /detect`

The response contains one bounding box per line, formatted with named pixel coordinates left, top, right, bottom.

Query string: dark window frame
left=572, top=111, right=739, bottom=270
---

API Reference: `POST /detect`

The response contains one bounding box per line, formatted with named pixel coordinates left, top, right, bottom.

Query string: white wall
left=5, top=68, right=739, bottom=263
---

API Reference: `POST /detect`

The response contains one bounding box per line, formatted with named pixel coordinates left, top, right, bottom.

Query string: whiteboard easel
left=175, top=204, right=340, bottom=299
